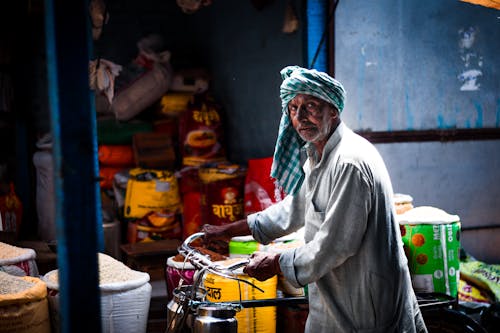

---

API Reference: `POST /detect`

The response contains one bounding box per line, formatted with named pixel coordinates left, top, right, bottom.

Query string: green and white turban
left=271, top=66, right=346, bottom=195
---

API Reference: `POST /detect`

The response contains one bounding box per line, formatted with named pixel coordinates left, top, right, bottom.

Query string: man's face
left=287, top=94, right=338, bottom=144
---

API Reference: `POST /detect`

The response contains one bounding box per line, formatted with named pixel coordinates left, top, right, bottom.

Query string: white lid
left=397, top=206, right=460, bottom=225
left=394, top=193, right=413, bottom=204
left=230, top=235, right=256, bottom=242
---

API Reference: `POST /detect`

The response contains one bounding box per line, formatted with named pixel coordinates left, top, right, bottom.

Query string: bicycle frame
left=167, top=233, right=489, bottom=333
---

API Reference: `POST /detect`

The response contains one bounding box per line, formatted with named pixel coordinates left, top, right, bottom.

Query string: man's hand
left=243, top=251, right=281, bottom=281
left=200, top=223, right=232, bottom=242
left=200, top=219, right=252, bottom=244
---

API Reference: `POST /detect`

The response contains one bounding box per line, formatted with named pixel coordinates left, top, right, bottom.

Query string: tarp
left=461, top=0, right=500, bottom=9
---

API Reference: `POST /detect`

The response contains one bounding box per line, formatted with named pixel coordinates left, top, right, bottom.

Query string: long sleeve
left=280, top=162, right=372, bottom=287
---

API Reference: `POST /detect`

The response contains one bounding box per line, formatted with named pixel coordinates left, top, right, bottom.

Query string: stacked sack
left=124, top=168, right=182, bottom=243
left=42, top=252, right=151, bottom=333
left=459, top=251, right=500, bottom=305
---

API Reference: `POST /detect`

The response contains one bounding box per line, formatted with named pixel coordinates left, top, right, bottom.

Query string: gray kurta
left=248, top=123, right=427, bottom=333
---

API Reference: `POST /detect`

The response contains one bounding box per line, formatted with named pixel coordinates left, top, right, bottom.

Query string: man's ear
left=331, top=107, right=340, bottom=119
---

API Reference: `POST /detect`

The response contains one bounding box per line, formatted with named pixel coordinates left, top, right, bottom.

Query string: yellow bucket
left=203, top=263, right=277, bottom=333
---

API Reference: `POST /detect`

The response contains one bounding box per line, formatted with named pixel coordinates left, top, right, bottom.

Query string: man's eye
left=307, top=103, right=318, bottom=110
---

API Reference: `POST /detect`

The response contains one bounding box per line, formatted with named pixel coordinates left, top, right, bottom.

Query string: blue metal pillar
left=44, top=0, right=102, bottom=332
left=306, top=0, right=329, bottom=72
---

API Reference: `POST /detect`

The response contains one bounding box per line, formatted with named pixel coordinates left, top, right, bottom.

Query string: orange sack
left=98, top=145, right=134, bottom=167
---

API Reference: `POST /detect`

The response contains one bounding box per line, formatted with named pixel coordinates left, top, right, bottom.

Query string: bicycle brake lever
left=221, top=258, right=250, bottom=271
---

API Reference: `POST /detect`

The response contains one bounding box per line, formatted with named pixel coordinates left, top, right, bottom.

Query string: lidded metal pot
left=193, top=304, right=238, bottom=333
left=167, top=285, right=207, bottom=333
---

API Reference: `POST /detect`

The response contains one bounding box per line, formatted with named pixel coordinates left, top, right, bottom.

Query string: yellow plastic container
left=203, top=262, right=277, bottom=333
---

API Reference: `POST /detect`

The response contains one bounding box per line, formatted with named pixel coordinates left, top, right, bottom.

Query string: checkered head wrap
left=271, top=66, right=346, bottom=195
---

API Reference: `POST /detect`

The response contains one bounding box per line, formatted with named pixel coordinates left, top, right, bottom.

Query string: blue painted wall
left=335, top=0, right=500, bottom=132
left=333, top=0, right=500, bottom=262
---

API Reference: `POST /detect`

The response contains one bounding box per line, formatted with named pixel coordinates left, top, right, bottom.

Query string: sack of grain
left=0, top=272, right=51, bottom=333
left=43, top=253, right=151, bottom=333
left=0, top=242, right=39, bottom=276
left=111, top=62, right=172, bottom=121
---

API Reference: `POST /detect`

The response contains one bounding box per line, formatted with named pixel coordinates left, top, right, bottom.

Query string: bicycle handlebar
left=178, top=232, right=263, bottom=292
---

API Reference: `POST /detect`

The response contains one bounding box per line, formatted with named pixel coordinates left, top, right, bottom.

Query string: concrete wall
left=374, top=141, right=500, bottom=263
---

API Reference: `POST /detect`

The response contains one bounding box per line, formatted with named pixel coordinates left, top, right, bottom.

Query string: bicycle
left=165, top=233, right=490, bottom=333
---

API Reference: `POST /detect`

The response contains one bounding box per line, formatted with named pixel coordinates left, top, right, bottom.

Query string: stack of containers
left=98, top=142, right=135, bottom=258
left=97, top=118, right=153, bottom=191
left=398, top=206, right=461, bottom=298
left=42, top=253, right=152, bottom=333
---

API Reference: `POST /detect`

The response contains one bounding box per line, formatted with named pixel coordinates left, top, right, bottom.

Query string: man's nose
left=296, top=105, right=309, bottom=119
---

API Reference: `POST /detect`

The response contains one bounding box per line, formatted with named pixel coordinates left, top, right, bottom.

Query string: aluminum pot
left=166, top=285, right=206, bottom=333
left=193, top=304, right=237, bottom=333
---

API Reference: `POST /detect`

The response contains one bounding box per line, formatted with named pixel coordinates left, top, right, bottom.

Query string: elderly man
left=202, top=66, right=427, bottom=333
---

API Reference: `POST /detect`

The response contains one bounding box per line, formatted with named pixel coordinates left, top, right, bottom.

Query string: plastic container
left=394, top=193, right=414, bottom=215
left=103, top=220, right=121, bottom=259
left=203, top=259, right=277, bottom=333
left=267, top=239, right=306, bottom=297
left=228, top=235, right=263, bottom=258
left=398, top=206, right=461, bottom=297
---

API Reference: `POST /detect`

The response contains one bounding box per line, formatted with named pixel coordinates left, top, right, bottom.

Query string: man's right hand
left=200, top=223, right=232, bottom=243
left=200, top=218, right=252, bottom=245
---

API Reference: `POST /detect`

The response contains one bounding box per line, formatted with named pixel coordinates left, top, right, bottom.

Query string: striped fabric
left=271, top=66, right=346, bottom=195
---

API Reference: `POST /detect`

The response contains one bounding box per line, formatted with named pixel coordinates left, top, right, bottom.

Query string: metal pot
left=166, top=285, right=206, bottom=333
left=193, top=304, right=237, bottom=333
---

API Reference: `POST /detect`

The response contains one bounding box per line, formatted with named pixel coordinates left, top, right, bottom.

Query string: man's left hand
left=243, top=251, right=281, bottom=281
